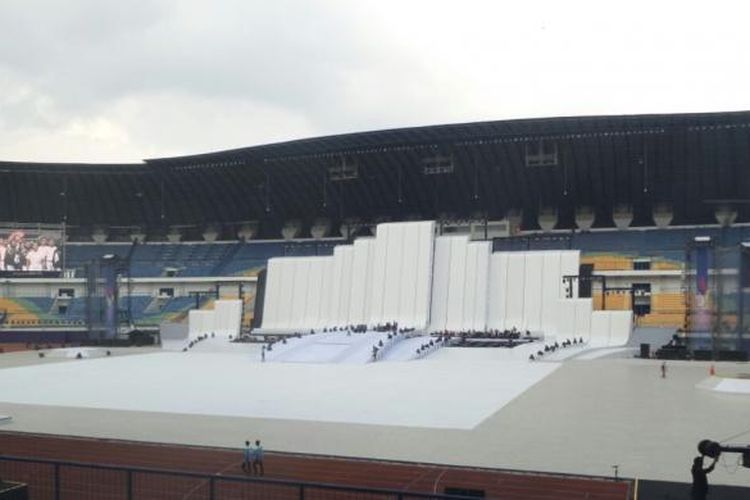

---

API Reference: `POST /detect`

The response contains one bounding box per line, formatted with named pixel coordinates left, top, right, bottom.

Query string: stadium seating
left=0, top=295, right=197, bottom=328
left=64, top=240, right=339, bottom=278
left=59, top=226, right=747, bottom=280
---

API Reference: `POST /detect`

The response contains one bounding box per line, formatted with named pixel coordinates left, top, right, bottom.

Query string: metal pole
left=739, top=245, right=747, bottom=351
left=299, top=484, right=305, bottom=499
left=209, top=476, right=215, bottom=500
left=714, top=245, right=722, bottom=361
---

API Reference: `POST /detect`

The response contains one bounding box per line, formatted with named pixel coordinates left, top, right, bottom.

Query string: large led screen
left=0, top=228, right=63, bottom=276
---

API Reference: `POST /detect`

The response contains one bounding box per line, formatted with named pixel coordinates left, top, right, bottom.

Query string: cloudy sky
left=0, top=0, right=748, bottom=163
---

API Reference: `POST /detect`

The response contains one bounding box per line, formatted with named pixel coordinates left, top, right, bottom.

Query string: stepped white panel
left=291, top=259, right=309, bottom=328
left=261, top=221, right=601, bottom=337
left=214, top=300, right=243, bottom=337
left=560, top=251, right=580, bottom=298
left=328, top=249, right=345, bottom=326
left=317, top=257, right=334, bottom=329
left=430, top=237, right=489, bottom=331
left=487, top=253, right=509, bottom=330
left=462, top=242, right=478, bottom=330
left=337, top=246, right=354, bottom=325
left=189, top=309, right=215, bottom=339
left=381, top=224, right=402, bottom=322
left=470, top=242, right=491, bottom=331
left=573, top=299, right=593, bottom=340
left=269, top=259, right=286, bottom=329
left=413, top=223, right=435, bottom=329
left=557, top=299, right=577, bottom=340
left=589, top=311, right=612, bottom=347
left=348, top=239, right=373, bottom=325
left=368, top=225, right=388, bottom=324
left=398, top=225, right=419, bottom=326
left=541, top=251, right=562, bottom=336
left=445, top=237, right=468, bottom=330
left=304, top=258, right=325, bottom=329
left=523, top=252, right=544, bottom=331
left=608, top=311, right=632, bottom=346
left=428, top=237, right=452, bottom=331
left=262, top=259, right=282, bottom=329
left=279, top=259, right=298, bottom=330
left=504, top=253, right=526, bottom=330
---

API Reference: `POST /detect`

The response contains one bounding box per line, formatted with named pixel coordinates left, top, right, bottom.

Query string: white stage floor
left=0, top=349, right=558, bottom=429
left=1, top=347, right=749, bottom=487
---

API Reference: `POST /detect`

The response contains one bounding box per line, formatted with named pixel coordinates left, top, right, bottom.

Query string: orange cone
left=709, top=364, right=715, bottom=376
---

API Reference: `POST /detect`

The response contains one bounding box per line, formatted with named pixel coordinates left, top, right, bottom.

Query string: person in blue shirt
left=252, top=439, right=265, bottom=476
left=242, top=440, right=251, bottom=473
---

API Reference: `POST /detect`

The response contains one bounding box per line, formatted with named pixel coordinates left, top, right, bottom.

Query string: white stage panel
left=589, top=311, right=612, bottom=347
left=380, top=224, right=400, bottom=322
left=368, top=225, right=388, bottom=324
left=283, top=259, right=300, bottom=330
left=273, top=260, right=292, bottom=330
left=214, top=300, right=242, bottom=337
left=462, top=242, right=479, bottom=330
left=189, top=309, right=215, bottom=339
left=291, top=259, right=309, bottom=329
left=541, top=251, right=562, bottom=336
left=328, top=249, right=345, bottom=326
left=504, top=253, right=526, bottom=330
left=347, top=239, right=371, bottom=325
left=573, top=299, right=593, bottom=341
left=317, top=257, right=334, bottom=329
left=556, top=300, right=577, bottom=340
left=487, top=253, right=508, bottom=330
left=338, top=246, right=354, bottom=326
left=471, top=242, right=491, bottom=331
left=304, top=258, right=325, bottom=329
left=523, top=252, right=544, bottom=331
left=398, top=225, right=419, bottom=326
left=429, top=236, right=452, bottom=331
left=608, top=311, right=632, bottom=346
left=261, top=259, right=282, bottom=329
left=560, top=251, right=580, bottom=299
left=361, top=239, right=375, bottom=325
left=413, top=222, right=435, bottom=329
left=445, top=236, right=468, bottom=330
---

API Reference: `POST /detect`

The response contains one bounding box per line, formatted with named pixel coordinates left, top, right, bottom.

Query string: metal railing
left=0, top=455, right=475, bottom=500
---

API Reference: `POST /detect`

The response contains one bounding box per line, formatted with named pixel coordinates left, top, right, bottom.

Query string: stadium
left=1, top=110, right=750, bottom=499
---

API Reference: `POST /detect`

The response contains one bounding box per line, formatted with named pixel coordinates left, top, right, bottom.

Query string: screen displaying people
left=0, top=230, right=62, bottom=273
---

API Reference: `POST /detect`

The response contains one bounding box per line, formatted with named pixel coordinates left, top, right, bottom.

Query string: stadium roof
left=1, top=111, right=749, bottom=236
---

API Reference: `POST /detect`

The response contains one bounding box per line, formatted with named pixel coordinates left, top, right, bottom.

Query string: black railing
left=0, top=455, right=474, bottom=500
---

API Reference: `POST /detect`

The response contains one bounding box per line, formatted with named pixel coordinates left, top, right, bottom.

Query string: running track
left=0, top=431, right=631, bottom=499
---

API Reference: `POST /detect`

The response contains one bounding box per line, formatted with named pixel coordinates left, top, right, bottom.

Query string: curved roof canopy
left=1, top=111, right=749, bottom=235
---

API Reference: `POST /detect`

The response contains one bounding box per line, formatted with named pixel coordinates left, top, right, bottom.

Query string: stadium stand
left=0, top=295, right=197, bottom=328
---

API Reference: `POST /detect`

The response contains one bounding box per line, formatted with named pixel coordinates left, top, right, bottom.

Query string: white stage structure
left=429, top=237, right=491, bottom=332
left=188, top=299, right=243, bottom=339
left=259, top=221, right=631, bottom=346
left=261, top=221, right=435, bottom=332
